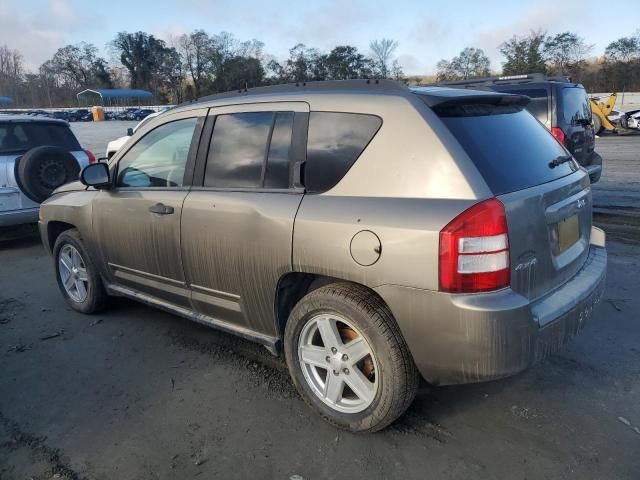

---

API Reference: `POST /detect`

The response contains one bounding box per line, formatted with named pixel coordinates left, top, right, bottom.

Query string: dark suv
left=436, top=74, right=603, bottom=184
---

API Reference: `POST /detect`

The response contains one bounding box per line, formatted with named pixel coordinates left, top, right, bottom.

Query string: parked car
left=50, top=111, right=71, bottom=121
left=0, top=115, right=94, bottom=229
left=436, top=73, right=603, bottom=183
left=114, top=108, right=139, bottom=120
left=36, top=80, right=606, bottom=432
left=105, top=111, right=163, bottom=158
left=128, top=108, right=156, bottom=121
left=68, top=109, right=93, bottom=122
left=619, top=109, right=640, bottom=130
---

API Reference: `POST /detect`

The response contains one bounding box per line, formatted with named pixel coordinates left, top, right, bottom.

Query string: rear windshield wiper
left=548, top=155, right=574, bottom=169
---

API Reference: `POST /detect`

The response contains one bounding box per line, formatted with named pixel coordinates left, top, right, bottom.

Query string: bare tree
left=543, top=32, right=593, bottom=75
left=369, top=38, right=398, bottom=78
left=437, top=47, right=491, bottom=80
left=179, top=30, right=212, bottom=98
left=605, top=37, right=640, bottom=63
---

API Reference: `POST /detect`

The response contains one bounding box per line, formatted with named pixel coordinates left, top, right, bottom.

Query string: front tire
left=284, top=283, right=419, bottom=432
left=53, top=229, right=108, bottom=314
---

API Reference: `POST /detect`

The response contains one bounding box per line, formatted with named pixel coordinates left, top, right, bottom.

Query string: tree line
left=434, top=29, right=640, bottom=92
left=0, top=28, right=638, bottom=108
left=0, top=32, right=403, bottom=107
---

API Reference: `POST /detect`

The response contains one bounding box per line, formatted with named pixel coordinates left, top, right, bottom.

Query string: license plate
left=558, top=214, right=579, bottom=252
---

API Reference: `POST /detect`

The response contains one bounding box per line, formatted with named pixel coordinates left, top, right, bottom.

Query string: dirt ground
left=0, top=124, right=639, bottom=480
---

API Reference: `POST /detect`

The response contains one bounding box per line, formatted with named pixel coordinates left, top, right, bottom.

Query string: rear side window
left=436, top=104, right=578, bottom=195
left=205, top=111, right=294, bottom=189
left=560, top=87, right=591, bottom=126
left=0, top=122, right=80, bottom=153
left=305, top=112, right=382, bottom=193
left=493, top=88, right=549, bottom=124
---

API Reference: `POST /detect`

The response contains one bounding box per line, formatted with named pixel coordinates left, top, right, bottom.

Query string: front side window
left=305, top=112, right=382, bottom=193
left=205, top=111, right=294, bottom=189
left=117, top=117, right=197, bottom=188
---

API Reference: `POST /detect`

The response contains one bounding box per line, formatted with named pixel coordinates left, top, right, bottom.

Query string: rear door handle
left=148, top=203, right=174, bottom=215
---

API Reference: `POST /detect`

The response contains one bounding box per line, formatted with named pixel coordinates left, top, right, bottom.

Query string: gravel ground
left=0, top=122, right=639, bottom=480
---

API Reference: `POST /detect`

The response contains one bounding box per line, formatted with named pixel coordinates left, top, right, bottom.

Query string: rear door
left=555, top=86, right=595, bottom=166
left=181, top=102, right=308, bottom=337
left=434, top=100, right=591, bottom=308
left=94, top=109, right=205, bottom=306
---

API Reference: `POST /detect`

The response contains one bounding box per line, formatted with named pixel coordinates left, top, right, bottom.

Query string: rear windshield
left=0, top=122, right=80, bottom=153
left=435, top=103, right=578, bottom=195
left=560, top=87, right=591, bottom=126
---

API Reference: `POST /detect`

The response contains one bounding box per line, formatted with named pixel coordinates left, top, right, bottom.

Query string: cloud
left=0, top=0, right=102, bottom=70
left=472, top=0, right=593, bottom=68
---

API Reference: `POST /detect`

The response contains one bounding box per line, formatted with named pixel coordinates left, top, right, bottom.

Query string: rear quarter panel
left=293, top=196, right=477, bottom=291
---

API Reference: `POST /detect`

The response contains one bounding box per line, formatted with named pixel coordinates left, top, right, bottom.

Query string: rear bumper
left=375, top=227, right=607, bottom=385
left=584, top=152, right=602, bottom=183
left=0, top=207, right=39, bottom=227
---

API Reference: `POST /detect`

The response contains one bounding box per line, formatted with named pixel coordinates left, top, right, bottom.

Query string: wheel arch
left=47, top=220, right=76, bottom=251
left=273, top=272, right=392, bottom=342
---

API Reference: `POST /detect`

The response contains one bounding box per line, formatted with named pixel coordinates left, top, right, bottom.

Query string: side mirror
left=80, top=163, right=111, bottom=189
left=127, top=127, right=134, bottom=136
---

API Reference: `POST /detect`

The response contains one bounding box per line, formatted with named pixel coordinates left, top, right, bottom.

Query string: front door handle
left=148, top=203, right=174, bottom=215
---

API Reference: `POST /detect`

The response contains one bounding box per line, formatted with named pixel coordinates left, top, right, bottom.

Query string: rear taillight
left=439, top=198, right=510, bottom=293
left=84, top=149, right=96, bottom=164
left=551, top=127, right=566, bottom=145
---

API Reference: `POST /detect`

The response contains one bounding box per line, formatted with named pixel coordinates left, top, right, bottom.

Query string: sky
left=1, top=0, right=638, bottom=75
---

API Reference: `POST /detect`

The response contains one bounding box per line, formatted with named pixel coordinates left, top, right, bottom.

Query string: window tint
left=436, top=104, right=578, bottom=195
left=264, top=112, right=294, bottom=189
left=493, top=88, right=549, bottom=123
left=0, top=122, right=80, bottom=153
left=205, top=112, right=272, bottom=188
left=117, top=117, right=197, bottom=188
left=305, top=112, right=381, bottom=193
left=561, top=87, right=591, bottom=126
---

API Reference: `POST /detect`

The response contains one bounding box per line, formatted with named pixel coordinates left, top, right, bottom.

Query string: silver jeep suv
left=38, top=80, right=607, bottom=432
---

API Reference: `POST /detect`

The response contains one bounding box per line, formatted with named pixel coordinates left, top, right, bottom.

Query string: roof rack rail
left=193, top=79, right=408, bottom=104
left=431, top=73, right=573, bottom=88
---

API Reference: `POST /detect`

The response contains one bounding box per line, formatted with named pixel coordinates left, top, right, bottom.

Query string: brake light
left=439, top=198, right=510, bottom=293
left=551, top=127, right=566, bottom=145
left=84, top=149, right=96, bottom=164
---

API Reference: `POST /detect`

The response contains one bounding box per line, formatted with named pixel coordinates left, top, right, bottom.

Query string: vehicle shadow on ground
left=0, top=228, right=41, bottom=250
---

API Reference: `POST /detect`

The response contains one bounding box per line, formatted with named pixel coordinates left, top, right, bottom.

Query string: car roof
left=0, top=113, right=69, bottom=126
left=169, top=79, right=517, bottom=114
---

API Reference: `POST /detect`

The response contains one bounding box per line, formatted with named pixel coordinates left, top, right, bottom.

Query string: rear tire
left=284, top=282, right=419, bottom=432
left=592, top=114, right=603, bottom=135
left=53, top=229, right=108, bottom=314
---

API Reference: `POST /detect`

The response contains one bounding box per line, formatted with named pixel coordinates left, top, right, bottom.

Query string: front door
left=94, top=110, right=205, bottom=307
left=181, top=102, right=308, bottom=337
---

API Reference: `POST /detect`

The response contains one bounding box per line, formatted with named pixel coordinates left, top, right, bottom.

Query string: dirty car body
left=38, top=80, right=607, bottom=431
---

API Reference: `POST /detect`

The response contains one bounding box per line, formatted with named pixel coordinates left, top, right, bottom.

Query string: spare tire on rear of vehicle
left=15, top=146, right=81, bottom=203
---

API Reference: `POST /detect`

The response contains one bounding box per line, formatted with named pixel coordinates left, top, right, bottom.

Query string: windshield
left=561, top=87, right=591, bottom=126
left=434, top=103, right=578, bottom=195
left=0, top=122, right=81, bottom=153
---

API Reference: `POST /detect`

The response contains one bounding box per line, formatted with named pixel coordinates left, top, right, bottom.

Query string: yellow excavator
left=590, top=93, right=617, bottom=134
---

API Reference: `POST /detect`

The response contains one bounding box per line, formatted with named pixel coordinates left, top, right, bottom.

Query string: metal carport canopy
left=76, top=89, right=153, bottom=100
